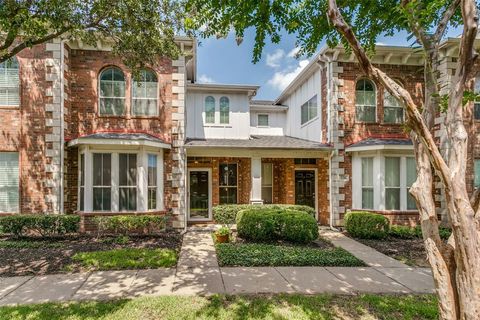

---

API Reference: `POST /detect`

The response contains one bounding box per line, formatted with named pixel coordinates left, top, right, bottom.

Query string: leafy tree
left=0, top=0, right=185, bottom=69
left=187, top=0, right=480, bottom=318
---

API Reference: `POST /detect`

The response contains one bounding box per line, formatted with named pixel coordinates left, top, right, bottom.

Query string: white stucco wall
left=186, top=91, right=251, bottom=139
left=282, top=68, right=322, bottom=142
left=249, top=110, right=286, bottom=136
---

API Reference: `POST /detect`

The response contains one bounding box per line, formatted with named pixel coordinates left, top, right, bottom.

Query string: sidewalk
left=0, top=229, right=435, bottom=306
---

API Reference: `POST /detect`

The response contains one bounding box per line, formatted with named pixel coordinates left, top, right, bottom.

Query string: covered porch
left=184, top=135, right=332, bottom=224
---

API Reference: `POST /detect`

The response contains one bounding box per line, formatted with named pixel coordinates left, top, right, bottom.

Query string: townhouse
left=0, top=36, right=478, bottom=229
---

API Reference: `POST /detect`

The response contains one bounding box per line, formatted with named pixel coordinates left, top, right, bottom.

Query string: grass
left=70, top=248, right=177, bottom=270
left=0, top=239, right=63, bottom=249
left=0, top=294, right=439, bottom=320
left=216, top=243, right=365, bottom=267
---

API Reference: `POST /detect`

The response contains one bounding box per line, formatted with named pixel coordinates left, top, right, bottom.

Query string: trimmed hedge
left=344, top=211, right=390, bottom=239
left=93, top=215, right=167, bottom=235
left=213, top=204, right=315, bottom=225
left=236, top=208, right=318, bottom=243
left=389, top=225, right=452, bottom=240
left=0, top=214, right=80, bottom=237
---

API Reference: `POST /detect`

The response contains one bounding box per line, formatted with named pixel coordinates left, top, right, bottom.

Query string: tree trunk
left=327, top=0, right=480, bottom=318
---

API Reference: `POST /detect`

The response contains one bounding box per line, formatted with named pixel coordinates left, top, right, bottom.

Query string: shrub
left=216, top=243, right=364, bottom=267
left=213, top=204, right=315, bottom=224
left=236, top=208, right=319, bottom=243
left=0, top=214, right=80, bottom=237
left=93, top=215, right=167, bottom=236
left=344, top=211, right=389, bottom=239
left=413, top=225, right=452, bottom=240
left=388, top=225, right=418, bottom=239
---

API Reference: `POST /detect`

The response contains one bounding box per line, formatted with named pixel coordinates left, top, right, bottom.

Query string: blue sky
left=196, top=27, right=463, bottom=100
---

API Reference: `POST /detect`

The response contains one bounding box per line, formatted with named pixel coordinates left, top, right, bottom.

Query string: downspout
left=59, top=39, right=66, bottom=214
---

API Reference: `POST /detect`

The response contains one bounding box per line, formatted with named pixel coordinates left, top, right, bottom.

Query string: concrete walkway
left=0, top=229, right=435, bottom=306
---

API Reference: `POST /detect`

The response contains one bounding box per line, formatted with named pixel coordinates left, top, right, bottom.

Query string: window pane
left=385, top=188, right=400, bottom=210
left=219, top=164, right=237, bottom=187
left=0, top=152, right=19, bottom=212
left=220, top=96, right=229, bottom=124
left=119, top=188, right=137, bottom=211
left=356, top=79, right=376, bottom=122
left=148, top=187, right=157, bottom=210
left=119, top=154, right=137, bottom=186
left=407, top=191, right=417, bottom=210
left=475, top=159, right=480, bottom=188
left=258, top=114, right=269, bottom=126
left=406, top=158, right=416, bottom=187
left=361, top=158, right=373, bottom=187
left=475, top=103, right=480, bottom=120
left=262, top=187, right=273, bottom=204
left=93, top=153, right=111, bottom=186
left=262, top=163, right=273, bottom=185
left=301, top=103, right=308, bottom=124
left=0, top=58, right=19, bottom=106
left=93, top=187, right=111, bottom=211
left=148, top=154, right=157, bottom=186
left=301, top=95, right=318, bottom=125
left=385, top=157, right=400, bottom=187
left=80, top=154, right=85, bottom=186
left=384, top=107, right=403, bottom=123
left=362, top=188, right=374, bottom=209
left=219, top=187, right=237, bottom=204
left=205, top=96, right=215, bottom=123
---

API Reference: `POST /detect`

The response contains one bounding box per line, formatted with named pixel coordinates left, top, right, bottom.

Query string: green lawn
left=0, top=294, right=438, bottom=320
left=216, top=243, right=364, bottom=267
left=70, top=248, right=177, bottom=270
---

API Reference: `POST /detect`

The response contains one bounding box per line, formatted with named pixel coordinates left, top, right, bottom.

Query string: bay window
left=79, top=149, right=163, bottom=212
left=361, top=157, right=374, bottom=209
left=385, top=157, right=401, bottom=210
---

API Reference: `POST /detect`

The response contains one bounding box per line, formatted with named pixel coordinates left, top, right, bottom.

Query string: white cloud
left=198, top=74, right=215, bottom=83
left=267, top=59, right=309, bottom=91
left=287, top=47, right=301, bottom=58
left=265, top=49, right=285, bottom=68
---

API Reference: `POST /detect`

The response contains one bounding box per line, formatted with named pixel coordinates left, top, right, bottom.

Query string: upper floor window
left=220, top=96, right=230, bottom=124
left=99, top=67, right=125, bottom=116
left=474, top=76, right=480, bottom=120
left=0, top=57, right=19, bottom=106
left=384, top=88, right=404, bottom=124
left=205, top=96, right=215, bottom=124
left=301, top=95, right=318, bottom=125
left=356, top=79, right=376, bottom=122
left=258, top=114, right=269, bottom=127
left=132, top=69, right=158, bottom=116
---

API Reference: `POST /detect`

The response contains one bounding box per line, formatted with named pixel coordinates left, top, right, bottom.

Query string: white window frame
left=352, top=152, right=417, bottom=211
left=204, top=96, right=215, bottom=124
left=0, top=152, right=19, bottom=213
left=118, top=153, right=138, bottom=212
left=383, top=88, right=404, bottom=124
left=78, top=146, right=163, bottom=212
left=132, top=69, right=158, bottom=116
left=98, top=67, right=126, bottom=116
left=219, top=163, right=238, bottom=205
left=0, top=57, right=20, bottom=107
left=355, top=79, right=377, bottom=123
left=261, top=162, right=273, bottom=204
left=219, top=96, right=230, bottom=124
left=257, top=114, right=269, bottom=127
left=300, top=94, right=318, bottom=125
left=147, top=154, right=158, bottom=210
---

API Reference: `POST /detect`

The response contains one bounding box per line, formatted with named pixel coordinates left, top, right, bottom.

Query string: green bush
left=213, top=204, right=315, bottom=224
left=93, top=215, right=167, bottom=235
left=216, top=243, right=364, bottom=267
left=344, top=211, right=389, bottom=239
left=0, top=214, right=80, bottom=237
left=236, top=208, right=318, bottom=243
left=388, top=225, right=418, bottom=239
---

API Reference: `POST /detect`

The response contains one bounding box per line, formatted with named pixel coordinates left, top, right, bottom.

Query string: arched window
left=99, top=67, right=125, bottom=115
left=205, top=96, right=215, bottom=123
left=384, top=86, right=404, bottom=124
left=220, top=96, right=229, bottom=124
left=0, top=57, right=19, bottom=106
left=355, top=79, right=376, bottom=122
left=132, top=69, right=158, bottom=116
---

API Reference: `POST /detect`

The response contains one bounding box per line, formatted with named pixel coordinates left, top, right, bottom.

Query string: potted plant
left=215, top=226, right=230, bottom=243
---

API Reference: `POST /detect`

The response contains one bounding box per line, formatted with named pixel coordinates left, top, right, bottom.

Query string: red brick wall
left=0, top=44, right=56, bottom=214
left=337, top=62, right=424, bottom=221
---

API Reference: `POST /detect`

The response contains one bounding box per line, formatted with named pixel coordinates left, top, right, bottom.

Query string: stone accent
left=170, top=56, right=187, bottom=229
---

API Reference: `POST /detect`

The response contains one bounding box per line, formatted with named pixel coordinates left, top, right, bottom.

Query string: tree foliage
left=0, top=0, right=185, bottom=70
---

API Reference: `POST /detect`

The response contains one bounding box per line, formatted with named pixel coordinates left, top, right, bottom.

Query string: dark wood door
left=295, top=170, right=315, bottom=209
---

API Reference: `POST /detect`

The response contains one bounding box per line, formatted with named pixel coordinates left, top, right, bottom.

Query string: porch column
left=250, top=157, right=263, bottom=203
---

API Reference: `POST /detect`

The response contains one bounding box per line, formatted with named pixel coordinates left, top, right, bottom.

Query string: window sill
left=256, top=125, right=270, bottom=128
left=300, top=116, right=319, bottom=128
left=204, top=124, right=232, bottom=128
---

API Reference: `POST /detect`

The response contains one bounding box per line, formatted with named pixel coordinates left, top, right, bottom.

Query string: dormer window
left=205, top=96, right=215, bottom=123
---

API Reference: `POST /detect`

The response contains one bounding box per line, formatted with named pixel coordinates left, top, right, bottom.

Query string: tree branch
left=434, top=0, right=461, bottom=43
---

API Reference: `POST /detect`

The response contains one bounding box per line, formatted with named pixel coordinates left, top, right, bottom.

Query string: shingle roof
left=346, top=138, right=412, bottom=150
left=185, top=135, right=332, bottom=150
left=78, top=132, right=167, bottom=143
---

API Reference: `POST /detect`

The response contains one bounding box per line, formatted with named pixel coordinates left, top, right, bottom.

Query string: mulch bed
left=355, top=236, right=429, bottom=267
left=0, top=233, right=182, bottom=277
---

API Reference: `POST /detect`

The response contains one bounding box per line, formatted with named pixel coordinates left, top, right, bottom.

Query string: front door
left=295, top=170, right=316, bottom=209
left=188, top=169, right=211, bottom=221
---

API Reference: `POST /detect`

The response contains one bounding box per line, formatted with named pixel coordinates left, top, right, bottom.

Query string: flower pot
left=216, top=233, right=229, bottom=243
